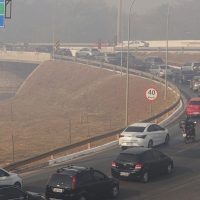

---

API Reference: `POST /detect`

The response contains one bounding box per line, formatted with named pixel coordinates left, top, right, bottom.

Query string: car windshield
left=193, top=63, right=200, bottom=67
left=117, top=153, right=139, bottom=162
left=48, top=174, right=72, bottom=188
left=92, top=49, right=99, bottom=52
left=154, top=58, right=163, bottom=63
left=125, top=126, right=145, bottom=132
left=106, top=53, right=116, bottom=57
left=190, top=101, right=200, bottom=105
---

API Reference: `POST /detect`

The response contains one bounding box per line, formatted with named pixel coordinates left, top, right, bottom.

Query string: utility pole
left=117, top=0, right=122, bottom=44
left=164, top=5, right=170, bottom=100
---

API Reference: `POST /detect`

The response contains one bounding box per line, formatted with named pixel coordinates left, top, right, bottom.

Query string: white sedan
left=119, top=122, right=170, bottom=149
left=0, top=168, right=22, bottom=188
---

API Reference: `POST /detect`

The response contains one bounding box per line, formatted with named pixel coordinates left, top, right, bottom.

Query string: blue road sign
left=0, top=0, right=5, bottom=28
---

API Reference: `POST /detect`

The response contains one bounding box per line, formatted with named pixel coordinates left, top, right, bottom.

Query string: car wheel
left=164, top=134, right=170, bottom=145
left=45, top=196, right=50, bottom=200
left=78, top=195, right=87, bottom=200
left=121, top=146, right=128, bottom=150
left=13, top=182, right=22, bottom=188
left=167, top=163, right=173, bottom=174
left=148, top=140, right=153, bottom=148
left=110, top=185, right=119, bottom=198
left=141, top=171, right=149, bottom=183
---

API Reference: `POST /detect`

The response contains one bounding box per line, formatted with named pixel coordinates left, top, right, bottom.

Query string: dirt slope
left=0, top=60, right=177, bottom=164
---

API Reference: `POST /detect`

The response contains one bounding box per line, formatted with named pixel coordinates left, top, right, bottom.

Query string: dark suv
left=0, top=186, right=45, bottom=200
left=45, top=165, right=119, bottom=200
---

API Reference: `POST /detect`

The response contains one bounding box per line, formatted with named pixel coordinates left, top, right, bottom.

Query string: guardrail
left=4, top=55, right=181, bottom=171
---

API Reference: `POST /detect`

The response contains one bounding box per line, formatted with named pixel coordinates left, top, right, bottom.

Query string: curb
left=48, top=100, right=184, bottom=166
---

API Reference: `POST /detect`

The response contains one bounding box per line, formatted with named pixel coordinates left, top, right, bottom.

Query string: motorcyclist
left=180, top=116, right=196, bottom=137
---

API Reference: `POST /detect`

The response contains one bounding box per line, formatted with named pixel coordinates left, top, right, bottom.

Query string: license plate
left=53, top=188, right=63, bottom=193
left=194, top=112, right=200, bottom=114
left=183, top=134, right=186, bottom=137
left=120, top=172, right=130, bottom=177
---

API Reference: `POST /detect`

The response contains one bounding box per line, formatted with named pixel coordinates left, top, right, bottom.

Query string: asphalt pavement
left=21, top=82, right=200, bottom=200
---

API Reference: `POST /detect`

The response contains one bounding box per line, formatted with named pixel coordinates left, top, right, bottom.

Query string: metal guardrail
left=4, top=55, right=181, bottom=171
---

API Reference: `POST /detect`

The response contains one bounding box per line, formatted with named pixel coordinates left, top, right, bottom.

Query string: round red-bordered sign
left=145, top=88, right=158, bottom=102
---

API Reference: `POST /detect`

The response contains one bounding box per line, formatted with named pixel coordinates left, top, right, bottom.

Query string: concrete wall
left=0, top=51, right=51, bottom=63
left=147, top=40, right=200, bottom=48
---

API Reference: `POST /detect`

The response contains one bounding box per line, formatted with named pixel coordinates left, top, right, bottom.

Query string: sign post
left=0, top=0, right=5, bottom=28
left=145, top=88, right=158, bottom=117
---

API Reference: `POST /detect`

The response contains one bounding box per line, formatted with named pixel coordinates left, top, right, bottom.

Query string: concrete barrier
left=0, top=50, right=51, bottom=63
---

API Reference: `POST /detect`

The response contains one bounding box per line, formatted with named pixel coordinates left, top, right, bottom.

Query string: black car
left=144, top=56, right=164, bottom=68
left=0, top=186, right=45, bottom=200
left=45, top=165, right=119, bottom=200
left=57, top=48, right=73, bottom=56
left=111, top=147, right=173, bottom=183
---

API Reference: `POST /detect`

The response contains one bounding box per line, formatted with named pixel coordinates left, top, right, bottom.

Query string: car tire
left=164, top=134, right=170, bottom=145
left=121, top=146, right=128, bottom=150
left=148, top=140, right=153, bottom=148
left=141, top=171, right=149, bottom=183
left=13, top=182, right=22, bottom=188
left=167, top=163, right=173, bottom=174
left=110, top=185, right=119, bottom=198
left=78, top=195, right=87, bottom=200
left=45, top=196, right=50, bottom=200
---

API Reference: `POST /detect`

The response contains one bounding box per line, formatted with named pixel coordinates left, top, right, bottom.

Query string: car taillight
left=112, top=161, right=117, bottom=167
left=72, top=176, right=76, bottom=190
left=136, top=135, right=146, bottom=139
left=135, top=163, right=143, bottom=170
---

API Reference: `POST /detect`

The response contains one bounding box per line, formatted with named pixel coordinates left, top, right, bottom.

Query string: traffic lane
left=116, top=142, right=200, bottom=200
left=21, top=121, right=194, bottom=194
left=22, top=139, right=200, bottom=199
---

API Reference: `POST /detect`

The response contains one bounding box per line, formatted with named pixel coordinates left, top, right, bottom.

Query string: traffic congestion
left=1, top=1, right=200, bottom=199
left=1, top=53, right=200, bottom=199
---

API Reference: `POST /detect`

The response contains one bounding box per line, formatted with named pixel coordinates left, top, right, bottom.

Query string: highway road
left=21, top=83, right=200, bottom=200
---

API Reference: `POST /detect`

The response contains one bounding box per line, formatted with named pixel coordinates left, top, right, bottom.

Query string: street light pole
left=125, top=0, right=136, bottom=127
left=164, top=4, right=170, bottom=100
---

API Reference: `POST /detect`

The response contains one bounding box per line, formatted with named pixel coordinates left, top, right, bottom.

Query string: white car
left=119, top=122, right=170, bottom=149
left=149, top=65, right=172, bottom=78
left=0, top=168, right=22, bottom=188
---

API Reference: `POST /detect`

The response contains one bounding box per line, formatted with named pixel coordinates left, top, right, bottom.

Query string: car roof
left=189, top=97, right=200, bottom=102
left=128, top=122, right=154, bottom=127
left=55, top=165, right=90, bottom=176
left=121, top=147, right=151, bottom=155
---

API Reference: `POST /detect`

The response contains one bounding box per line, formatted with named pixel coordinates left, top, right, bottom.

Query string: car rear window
left=125, top=126, right=145, bottom=132
left=190, top=101, right=200, bottom=105
left=154, top=58, right=163, bottom=63
left=48, top=174, right=72, bottom=188
left=117, top=153, right=139, bottom=162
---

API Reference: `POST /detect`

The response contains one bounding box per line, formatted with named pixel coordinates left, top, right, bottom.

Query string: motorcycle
left=180, top=120, right=196, bottom=144
left=182, top=128, right=196, bottom=144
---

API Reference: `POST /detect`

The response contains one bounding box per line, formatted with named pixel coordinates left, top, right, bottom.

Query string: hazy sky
left=108, top=0, right=193, bottom=14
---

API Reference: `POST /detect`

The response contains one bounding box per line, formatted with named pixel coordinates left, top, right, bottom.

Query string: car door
left=76, top=171, right=96, bottom=199
left=153, top=124, right=167, bottom=144
left=146, top=125, right=159, bottom=145
left=141, top=151, right=158, bottom=177
left=152, top=150, right=170, bottom=175
left=0, top=169, right=11, bottom=186
left=91, top=170, right=110, bottom=198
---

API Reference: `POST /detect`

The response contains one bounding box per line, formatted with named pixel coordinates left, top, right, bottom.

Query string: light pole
left=164, top=4, right=170, bottom=100
left=125, top=0, right=136, bottom=127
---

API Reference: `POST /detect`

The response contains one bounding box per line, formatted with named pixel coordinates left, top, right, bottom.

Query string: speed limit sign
left=145, top=88, right=158, bottom=102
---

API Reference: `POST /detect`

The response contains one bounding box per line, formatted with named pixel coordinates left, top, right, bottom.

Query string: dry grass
left=0, top=60, right=178, bottom=165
